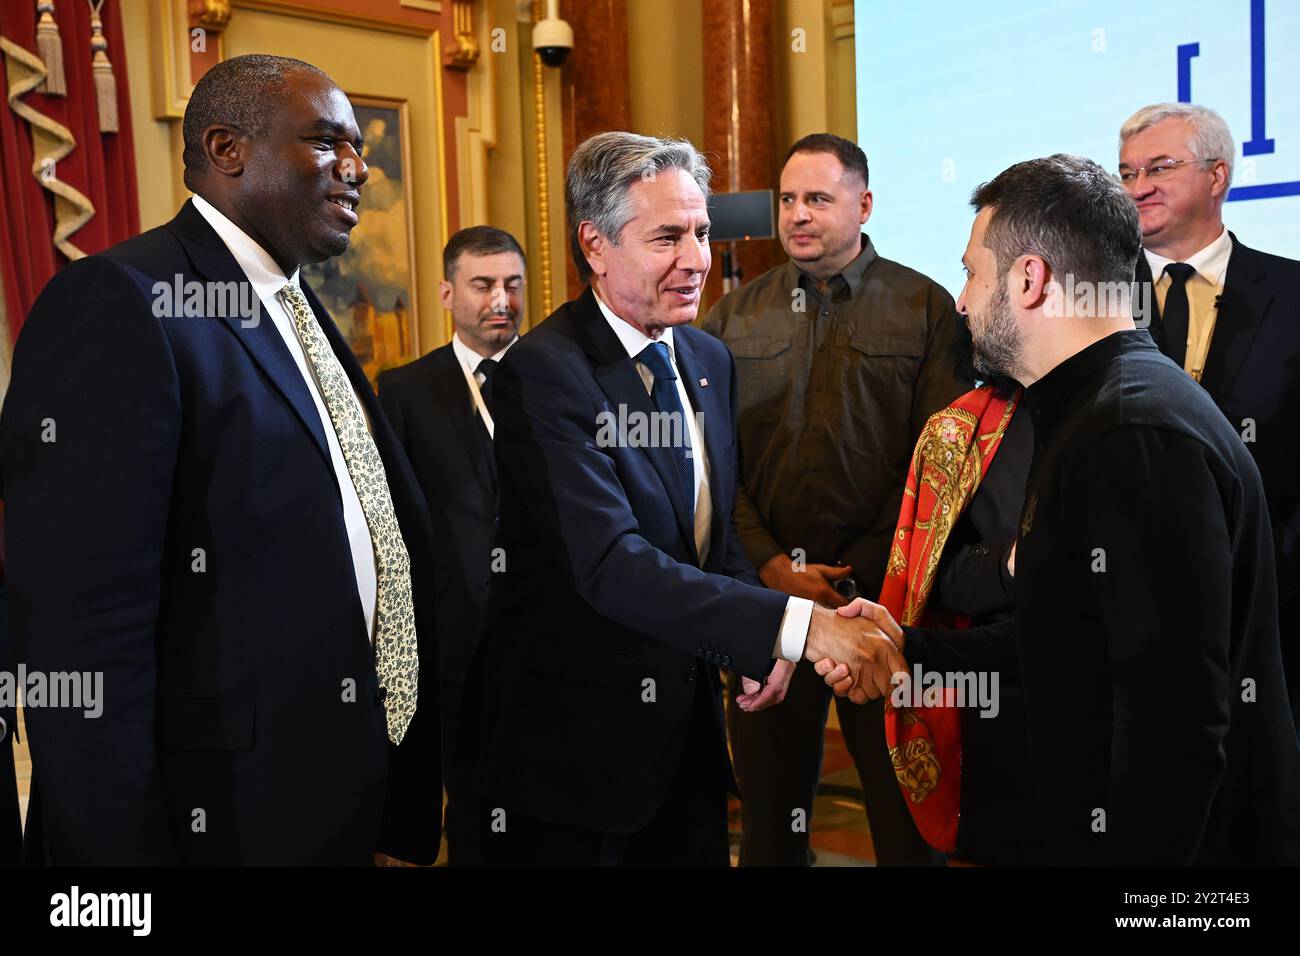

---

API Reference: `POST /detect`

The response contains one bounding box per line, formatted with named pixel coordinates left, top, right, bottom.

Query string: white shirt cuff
left=774, top=596, right=814, bottom=662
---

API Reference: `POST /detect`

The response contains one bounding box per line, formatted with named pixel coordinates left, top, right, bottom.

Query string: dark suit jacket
left=0, top=199, right=442, bottom=865
left=1137, top=234, right=1300, bottom=612
left=908, top=333, right=1300, bottom=864
left=467, top=287, right=789, bottom=835
left=377, top=344, right=496, bottom=685
left=0, top=575, right=20, bottom=867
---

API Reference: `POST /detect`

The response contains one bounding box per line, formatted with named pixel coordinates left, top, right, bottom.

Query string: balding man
left=0, top=55, right=442, bottom=865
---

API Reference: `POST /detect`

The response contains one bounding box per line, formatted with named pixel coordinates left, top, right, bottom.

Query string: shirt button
left=684, top=666, right=697, bottom=683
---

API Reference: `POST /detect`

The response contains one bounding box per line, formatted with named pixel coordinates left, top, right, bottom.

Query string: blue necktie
left=637, top=341, right=695, bottom=520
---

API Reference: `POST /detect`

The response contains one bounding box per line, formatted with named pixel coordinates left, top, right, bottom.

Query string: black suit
left=1138, top=234, right=1300, bottom=722
left=465, top=287, right=789, bottom=864
left=378, top=343, right=498, bottom=864
left=1, top=575, right=20, bottom=867
left=907, top=332, right=1300, bottom=864
left=0, top=200, right=442, bottom=865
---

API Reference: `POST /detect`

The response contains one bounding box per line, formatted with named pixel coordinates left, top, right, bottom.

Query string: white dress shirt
left=192, top=193, right=379, bottom=640
left=1145, top=225, right=1232, bottom=382
left=593, top=292, right=812, bottom=662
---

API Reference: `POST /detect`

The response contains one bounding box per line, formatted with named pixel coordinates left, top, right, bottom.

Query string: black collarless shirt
left=906, top=329, right=1300, bottom=865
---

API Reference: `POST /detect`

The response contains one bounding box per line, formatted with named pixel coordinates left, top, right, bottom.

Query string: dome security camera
left=533, top=2, right=573, bottom=68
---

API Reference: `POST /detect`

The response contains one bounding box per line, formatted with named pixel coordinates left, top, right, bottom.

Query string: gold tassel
left=88, top=1, right=117, bottom=133
left=35, top=0, right=66, bottom=96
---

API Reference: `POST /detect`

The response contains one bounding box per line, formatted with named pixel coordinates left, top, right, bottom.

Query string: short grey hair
left=565, top=132, right=713, bottom=282
left=1119, top=102, right=1234, bottom=188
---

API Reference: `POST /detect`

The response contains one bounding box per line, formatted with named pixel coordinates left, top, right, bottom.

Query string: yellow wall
left=627, top=0, right=704, bottom=144
left=122, top=0, right=187, bottom=229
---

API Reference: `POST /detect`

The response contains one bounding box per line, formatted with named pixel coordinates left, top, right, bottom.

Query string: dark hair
left=443, top=225, right=526, bottom=281
left=784, top=133, right=869, bottom=189
left=969, top=154, right=1141, bottom=289
left=183, top=54, right=328, bottom=173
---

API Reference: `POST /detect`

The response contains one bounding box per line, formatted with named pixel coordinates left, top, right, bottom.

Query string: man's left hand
left=736, top=659, right=797, bottom=712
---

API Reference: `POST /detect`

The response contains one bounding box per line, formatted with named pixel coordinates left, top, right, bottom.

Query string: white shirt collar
left=451, top=331, right=517, bottom=376
left=190, top=194, right=301, bottom=301
left=592, top=289, right=676, bottom=362
left=1144, top=225, right=1232, bottom=287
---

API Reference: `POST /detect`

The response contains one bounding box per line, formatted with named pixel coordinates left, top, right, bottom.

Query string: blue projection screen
left=854, top=0, right=1300, bottom=297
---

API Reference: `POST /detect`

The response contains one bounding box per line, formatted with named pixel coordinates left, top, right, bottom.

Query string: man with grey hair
left=1121, top=103, right=1300, bottom=725
left=464, top=131, right=903, bottom=865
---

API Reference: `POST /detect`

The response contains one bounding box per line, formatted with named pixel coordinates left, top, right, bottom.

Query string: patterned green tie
left=280, top=283, right=418, bottom=745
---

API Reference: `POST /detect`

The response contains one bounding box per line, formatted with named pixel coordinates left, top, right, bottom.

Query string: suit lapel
left=1201, top=234, right=1273, bottom=399
left=431, top=345, right=495, bottom=486
left=673, top=329, right=730, bottom=568
left=576, top=288, right=699, bottom=563
left=167, top=200, right=332, bottom=469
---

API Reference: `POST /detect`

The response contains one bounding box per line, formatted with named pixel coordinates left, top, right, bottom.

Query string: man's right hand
left=759, top=553, right=853, bottom=607
left=802, top=603, right=907, bottom=701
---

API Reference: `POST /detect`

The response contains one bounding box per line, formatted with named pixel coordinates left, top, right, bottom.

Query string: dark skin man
left=185, top=69, right=369, bottom=278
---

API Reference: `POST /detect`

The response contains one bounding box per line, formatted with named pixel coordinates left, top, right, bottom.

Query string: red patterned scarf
left=878, top=385, right=1019, bottom=853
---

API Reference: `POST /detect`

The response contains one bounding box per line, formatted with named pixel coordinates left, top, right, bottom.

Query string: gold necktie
left=280, top=283, right=418, bottom=745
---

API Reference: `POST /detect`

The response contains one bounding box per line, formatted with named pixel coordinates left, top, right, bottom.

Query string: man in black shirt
left=818, top=154, right=1300, bottom=864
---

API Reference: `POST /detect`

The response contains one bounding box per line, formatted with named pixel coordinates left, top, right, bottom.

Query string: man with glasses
left=1120, top=102, right=1300, bottom=726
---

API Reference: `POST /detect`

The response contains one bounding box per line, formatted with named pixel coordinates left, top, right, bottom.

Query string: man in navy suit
left=1120, top=103, right=1300, bottom=724
left=467, top=132, right=906, bottom=865
left=378, top=226, right=526, bottom=865
left=0, top=54, right=441, bottom=865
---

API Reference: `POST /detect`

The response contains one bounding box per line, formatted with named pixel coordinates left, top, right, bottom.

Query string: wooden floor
left=13, top=709, right=28, bottom=829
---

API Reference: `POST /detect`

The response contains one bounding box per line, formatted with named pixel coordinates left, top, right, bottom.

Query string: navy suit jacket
left=0, top=200, right=442, bottom=865
left=378, top=344, right=496, bottom=685
left=466, top=287, right=789, bottom=835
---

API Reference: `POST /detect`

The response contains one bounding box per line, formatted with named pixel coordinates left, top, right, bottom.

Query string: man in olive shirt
left=701, top=134, right=964, bottom=865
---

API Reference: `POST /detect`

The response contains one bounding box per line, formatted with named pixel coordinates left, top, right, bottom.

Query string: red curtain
left=0, top=0, right=139, bottom=343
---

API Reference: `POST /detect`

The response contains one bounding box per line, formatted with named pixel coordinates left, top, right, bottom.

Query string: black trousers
left=1, top=731, right=19, bottom=867
left=726, top=660, right=943, bottom=866
left=441, top=680, right=487, bottom=866
left=483, top=681, right=730, bottom=866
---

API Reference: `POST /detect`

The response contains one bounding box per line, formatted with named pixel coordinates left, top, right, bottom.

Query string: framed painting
left=302, top=95, right=420, bottom=386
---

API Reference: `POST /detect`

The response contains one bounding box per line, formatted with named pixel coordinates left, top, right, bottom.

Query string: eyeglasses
left=1118, top=157, right=1220, bottom=185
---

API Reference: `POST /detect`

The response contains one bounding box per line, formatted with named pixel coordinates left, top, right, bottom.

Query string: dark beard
left=951, top=304, right=1020, bottom=397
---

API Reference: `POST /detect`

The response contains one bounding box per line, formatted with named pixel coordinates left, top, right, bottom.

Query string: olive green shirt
left=700, top=235, right=965, bottom=598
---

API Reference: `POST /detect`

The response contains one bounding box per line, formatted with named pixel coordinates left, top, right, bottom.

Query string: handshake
left=735, top=599, right=908, bottom=712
